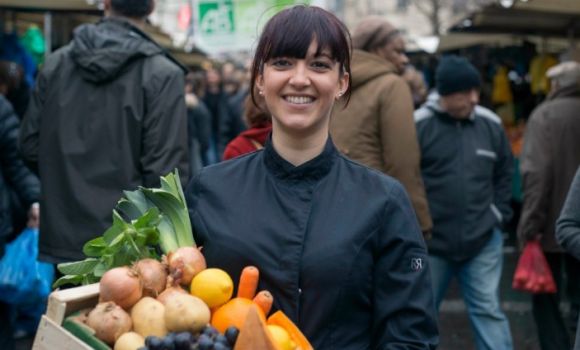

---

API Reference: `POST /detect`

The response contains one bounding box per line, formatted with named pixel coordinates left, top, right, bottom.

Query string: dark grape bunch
left=138, top=325, right=240, bottom=350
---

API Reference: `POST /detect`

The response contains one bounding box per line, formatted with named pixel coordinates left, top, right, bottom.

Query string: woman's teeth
left=285, top=96, right=314, bottom=104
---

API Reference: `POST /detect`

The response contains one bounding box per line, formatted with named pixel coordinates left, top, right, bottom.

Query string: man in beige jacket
left=330, top=16, right=432, bottom=235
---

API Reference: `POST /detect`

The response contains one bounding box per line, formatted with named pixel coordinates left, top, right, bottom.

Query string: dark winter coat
left=557, top=166, right=580, bottom=260
left=20, top=17, right=189, bottom=263
left=518, top=84, right=580, bottom=252
left=0, top=95, right=39, bottom=256
left=415, top=97, right=513, bottom=261
left=187, top=136, right=439, bottom=350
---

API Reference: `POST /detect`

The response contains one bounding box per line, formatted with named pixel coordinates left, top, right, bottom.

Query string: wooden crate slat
left=46, top=283, right=99, bottom=324
left=32, top=315, right=93, bottom=350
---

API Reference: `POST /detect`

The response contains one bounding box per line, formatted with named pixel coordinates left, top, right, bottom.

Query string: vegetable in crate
left=131, top=297, right=169, bottom=338
left=54, top=170, right=204, bottom=288
left=86, top=301, right=132, bottom=345
left=114, top=332, right=145, bottom=350
left=164, top=293, right=211, bottom=333
left=99, top=266, right=142, bottom=309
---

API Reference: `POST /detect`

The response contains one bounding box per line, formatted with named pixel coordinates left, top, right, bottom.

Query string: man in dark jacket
left=19, top=0, right=189, bottom=264
left=415, top=56, right=514, bottom=350
left=0, top=95, right=39, bottom=349
left=518, top=61, right=580, bottom=350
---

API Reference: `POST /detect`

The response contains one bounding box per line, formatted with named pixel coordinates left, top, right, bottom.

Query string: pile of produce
left=53, top=171, right=313, bottom=350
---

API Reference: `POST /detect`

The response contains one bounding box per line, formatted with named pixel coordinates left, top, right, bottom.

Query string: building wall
left=328, top=0, right=492, bottom=38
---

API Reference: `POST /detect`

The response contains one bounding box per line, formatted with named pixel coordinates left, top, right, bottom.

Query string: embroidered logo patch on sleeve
left=411, top=257, right=424, bottom=271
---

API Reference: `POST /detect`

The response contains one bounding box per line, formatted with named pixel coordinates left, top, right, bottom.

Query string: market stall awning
left=449, top=0, right=580, bottom=37
left=437, top=32, right=573, bottom=53
left=0, top=0, right=100, bottom=12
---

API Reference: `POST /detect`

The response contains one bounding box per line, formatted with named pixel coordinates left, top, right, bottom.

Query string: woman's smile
left=283, top=95, right=316, bottom=105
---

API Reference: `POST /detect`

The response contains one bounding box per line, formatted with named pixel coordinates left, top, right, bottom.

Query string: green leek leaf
left=83, top=237, right=107, bottom=257
left=53, top=275, right=85, bottom=288
left=57, top=258, right=99, bottom=275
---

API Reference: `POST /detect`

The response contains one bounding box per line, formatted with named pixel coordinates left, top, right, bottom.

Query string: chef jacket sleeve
left=373, top=181, right=439, bottom=349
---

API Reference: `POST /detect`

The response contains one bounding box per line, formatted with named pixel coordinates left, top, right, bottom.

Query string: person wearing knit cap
left=518, top=60, right=580, bottom=350
left=414, top=55, right=515, bottom=350
left=330, top=16, right=433, bottom=237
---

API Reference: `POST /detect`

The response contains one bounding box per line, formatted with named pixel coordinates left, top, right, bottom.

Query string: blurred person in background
left=222, top=92, right=271, bottom=160
left=404, top=65, right=428, bottom=109
left=228, top=61, right=252, bottom=128
left=19, top=0, right=190, bottom=265
left=0, top=95, right=39, bottom=349
left=330, top=16, right=432, bottom=237
left=415, top=55, right=514, bottom=350
left=202, top=67, right=244, bottom=163
left=185, top=72, right=211, bottom=175
left=556, top=166, right=580, bottom=350
left=0, top=61, right=30, bottom=119
left=518, top=61, right=580, bottom=350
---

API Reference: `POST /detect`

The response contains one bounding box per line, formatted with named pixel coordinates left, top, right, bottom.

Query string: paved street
left=437, top=238, right=575, bottom=350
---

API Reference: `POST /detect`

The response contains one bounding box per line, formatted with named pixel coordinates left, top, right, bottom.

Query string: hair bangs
left=250, top=5, right=352, bottom=106
left=262, top=8, right=348, bottom=65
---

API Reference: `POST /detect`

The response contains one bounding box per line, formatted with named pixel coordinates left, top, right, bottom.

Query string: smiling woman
left=186, top=5, right=439, bottom=350
left=250, top=6, right=351, bottom=165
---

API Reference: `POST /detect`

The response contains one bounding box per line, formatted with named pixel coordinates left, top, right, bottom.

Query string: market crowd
left=0, top=1, right=579, bottom=350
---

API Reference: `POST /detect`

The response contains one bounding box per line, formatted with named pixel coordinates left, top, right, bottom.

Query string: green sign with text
left=195, top=0, right=312, bottom=54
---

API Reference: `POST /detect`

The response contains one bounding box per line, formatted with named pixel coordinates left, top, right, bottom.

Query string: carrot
left=253, top=290, right=273, bottom=316
left=237, top=266, right=259, bottom=299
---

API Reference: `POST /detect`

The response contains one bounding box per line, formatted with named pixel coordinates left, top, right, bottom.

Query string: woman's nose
left=289, top=63, right=310, bottom=87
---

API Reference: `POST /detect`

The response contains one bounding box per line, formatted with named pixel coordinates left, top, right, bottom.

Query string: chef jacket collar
left=263, top=134, right=337, bottom=183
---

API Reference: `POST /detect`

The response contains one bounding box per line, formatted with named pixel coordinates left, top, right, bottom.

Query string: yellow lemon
left=190, top=268, right=233, bottom=308
left=267, top=325, right=296, bottom=350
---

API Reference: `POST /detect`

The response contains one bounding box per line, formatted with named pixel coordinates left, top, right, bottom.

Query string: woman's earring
left=336, top=91, right=343, bottom=99
left=259, top=90, right=264, bottom=95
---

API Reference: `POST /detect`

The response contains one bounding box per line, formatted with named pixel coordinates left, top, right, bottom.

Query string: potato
left=164, top=293, right=210, bottom=333
left=130, top=297, right=168, bottom=337
left=114, top=332, right=145, bottom=350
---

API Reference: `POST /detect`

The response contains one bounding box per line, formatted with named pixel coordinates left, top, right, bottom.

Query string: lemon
left=267, top=325, right=296, bottom=350
left=190, top=268, right=234, bottom=308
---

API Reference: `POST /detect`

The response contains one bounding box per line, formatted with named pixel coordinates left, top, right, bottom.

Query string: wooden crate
left=32, top=283, right=100, bottom=350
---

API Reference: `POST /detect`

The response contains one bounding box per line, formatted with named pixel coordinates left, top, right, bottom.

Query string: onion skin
left=99, top=267, right=143, bottom=310
left=167, top=247, right=206, bottom=286
left=86, top=302, right=132, bottom=345
left=134, top=259, right=168, bottom=297
left=156, top=286, right=188, bottom=305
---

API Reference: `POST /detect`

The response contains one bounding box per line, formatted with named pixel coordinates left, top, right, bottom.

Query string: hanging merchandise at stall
left=20, top=25, right=45, bottom=65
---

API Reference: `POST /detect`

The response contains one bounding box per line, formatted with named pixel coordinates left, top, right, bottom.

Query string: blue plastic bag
left=0, top=227, right=54, bottom=304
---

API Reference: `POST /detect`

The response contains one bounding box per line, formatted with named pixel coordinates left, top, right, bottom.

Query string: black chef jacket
left=186, top=136, right=439, bottom=349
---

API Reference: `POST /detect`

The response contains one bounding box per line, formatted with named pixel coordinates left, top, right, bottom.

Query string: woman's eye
left=311, top=61, right=332, bottom=70
left=271, top=59, right=291, bottom=68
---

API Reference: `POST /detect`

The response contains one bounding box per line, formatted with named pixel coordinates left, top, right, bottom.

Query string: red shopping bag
left=512, top=240, right=557, bottom=294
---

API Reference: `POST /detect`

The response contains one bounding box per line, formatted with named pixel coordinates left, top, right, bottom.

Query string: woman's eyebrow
left=313, top=52, right=333, bottom=59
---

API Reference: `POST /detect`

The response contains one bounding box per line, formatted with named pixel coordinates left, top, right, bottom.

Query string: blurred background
left=0, top=1, right=579, bottom=349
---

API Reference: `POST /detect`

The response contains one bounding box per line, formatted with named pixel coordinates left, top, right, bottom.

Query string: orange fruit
left=211, top=297, right=265, bottom=333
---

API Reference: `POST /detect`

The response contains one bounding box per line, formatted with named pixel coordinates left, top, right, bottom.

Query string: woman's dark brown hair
left=244, top=90, right=270, bottom=128
left=250, top=5, right=352, bottom=106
